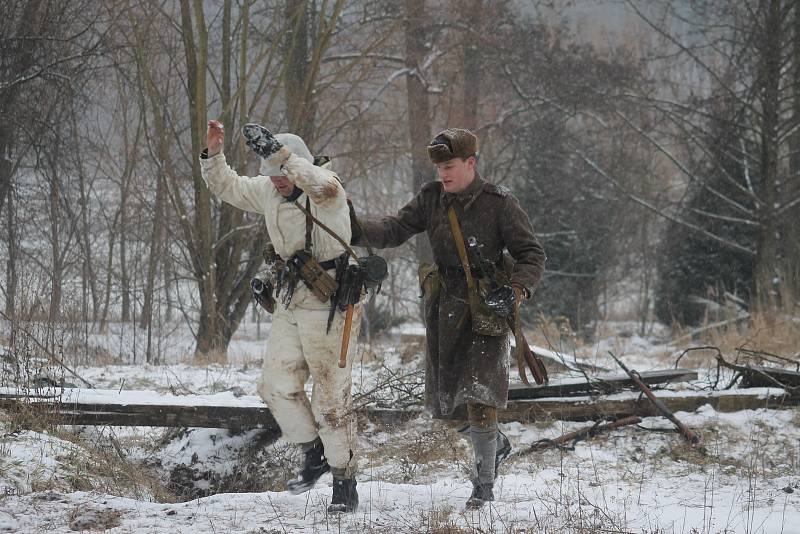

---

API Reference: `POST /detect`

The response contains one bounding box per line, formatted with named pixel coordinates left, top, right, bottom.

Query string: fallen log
left=0, top=387, right=278, bottom=431
left=1, top=386, right=792, bottom=429
left=524, top=415, right=642, bottom=453
left=734, top=365, right=800, bottom=392
left=500, top=388, right=790, bottom=423
left=508, top=368, right=698, bottom=400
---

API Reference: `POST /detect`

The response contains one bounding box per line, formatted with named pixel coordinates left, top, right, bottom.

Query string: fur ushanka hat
left=426, top=128, right=478, bottom=164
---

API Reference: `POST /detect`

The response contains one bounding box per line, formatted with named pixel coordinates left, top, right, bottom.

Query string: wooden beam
left=0, top=399, right=280, bottom=432
left=739, top=365, right=800, bottom=391
left=1, top=386, right=792, bottom=429
left=508, top=368, right=699, bottom=400
left=500, top=389, right=791, bottom=423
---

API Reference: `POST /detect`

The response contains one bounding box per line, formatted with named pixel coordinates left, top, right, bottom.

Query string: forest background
left=2, top=0, right=798, bottom=361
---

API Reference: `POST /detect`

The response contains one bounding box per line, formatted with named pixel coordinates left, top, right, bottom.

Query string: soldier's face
left=436, top=156, right=476, bottom=193
left=270, top=175, right=294, bottom=197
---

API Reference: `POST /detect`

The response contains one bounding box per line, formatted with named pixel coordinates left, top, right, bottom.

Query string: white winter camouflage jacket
left=199, top=146, right=351, bottom=263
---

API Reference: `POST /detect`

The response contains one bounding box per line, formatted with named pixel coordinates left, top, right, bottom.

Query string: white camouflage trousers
left=257, top=284, right=361, bottom=474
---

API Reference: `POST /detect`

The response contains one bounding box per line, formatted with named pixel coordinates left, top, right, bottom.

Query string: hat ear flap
left=427, top=143, right=452, bottom=163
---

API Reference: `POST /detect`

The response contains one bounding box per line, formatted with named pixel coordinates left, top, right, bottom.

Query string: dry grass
left=363, top=424, right=470, bottom=484
left=189, top=348, right=229, bottom=366
left=419, top=505, right=472, bottom=534
left=527, top=314, right=584, bottom=353
left=700, top=313, right=800, bottom=362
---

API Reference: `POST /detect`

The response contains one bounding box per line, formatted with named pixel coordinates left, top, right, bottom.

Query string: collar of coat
left=441, top=172, right=486, bottom=210
left=283, top=185, right=304, bottom=202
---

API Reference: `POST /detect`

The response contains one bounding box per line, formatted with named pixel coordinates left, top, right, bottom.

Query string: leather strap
left=446, top=207, right=476, bottom=292
left=304, top=197, right=312, bottom=251
left=293, top=199, right=359, bottom=260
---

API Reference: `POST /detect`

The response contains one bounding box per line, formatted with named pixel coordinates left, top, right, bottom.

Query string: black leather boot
left=286, top=438, right=330, bottom=494
left=327, top=476, right=358, bottom=513
left=465, top=481, right=494, bottom=510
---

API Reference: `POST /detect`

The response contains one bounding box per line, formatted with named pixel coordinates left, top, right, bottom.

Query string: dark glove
left=485, top=284, right=516, bottom=317
left=242, top=123, right=283, bottom=159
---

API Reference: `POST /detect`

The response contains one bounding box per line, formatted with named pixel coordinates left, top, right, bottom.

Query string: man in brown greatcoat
left=351, top=128, right=545, bottom=509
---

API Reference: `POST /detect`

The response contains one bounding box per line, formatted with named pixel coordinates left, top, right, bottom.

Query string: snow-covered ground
left=1, top=318, right=798, bottom=533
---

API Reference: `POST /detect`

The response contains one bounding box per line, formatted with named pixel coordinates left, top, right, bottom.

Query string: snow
left=1, top=320, right=799, bottom=533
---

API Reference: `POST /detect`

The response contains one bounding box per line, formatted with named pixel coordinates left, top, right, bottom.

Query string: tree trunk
left=0, top=0, right=44, bottom=220
left=140, top=171, right=166, bottom=331
left=119, top=171, right=131, bottom=322
left=462, top=0, right=483, bottom=130
left=213, top=0, right=246, bottom=346
left=405, top=0, right=434, bottom=264
left=71, top=111, right=100, bottom=322
left=4, top=193, right=17, bottom=318
left=284, top=0, right=315, bottom=143
left=753, top=0, right=782, bottom=310
left=99, top=222, right=117, bottom=332
left=48, top=164, right=62, bottom=324
left=179, top=0, right=218, bottom=357
left=786, top=1, right=800, bottom=312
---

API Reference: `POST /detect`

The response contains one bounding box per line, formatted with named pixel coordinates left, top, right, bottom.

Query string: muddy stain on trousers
left=257, top=283, right=361, bottom=474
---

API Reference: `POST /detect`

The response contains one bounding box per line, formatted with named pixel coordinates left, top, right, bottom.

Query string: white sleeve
left=266, top=147, right=346, bottom=209
left=199, top=152, right=272, bottom=214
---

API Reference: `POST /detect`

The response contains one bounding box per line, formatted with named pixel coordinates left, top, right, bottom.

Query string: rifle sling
left=304, top=197, right=312, bottom=251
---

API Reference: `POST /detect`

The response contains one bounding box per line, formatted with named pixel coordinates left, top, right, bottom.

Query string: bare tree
left=621, top=0, right=800, bottom=312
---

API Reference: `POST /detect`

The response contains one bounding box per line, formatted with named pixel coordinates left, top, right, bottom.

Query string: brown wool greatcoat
left=354, top=174, right=545, bottom=418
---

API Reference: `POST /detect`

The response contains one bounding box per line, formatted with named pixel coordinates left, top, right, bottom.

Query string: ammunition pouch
left=469, top=252, right=515, bottom=336
left=418, top=263, right=440, bottom=302
left=470, top=279, right=508, bottom=337
left=290, top=250, right=338, bottom=303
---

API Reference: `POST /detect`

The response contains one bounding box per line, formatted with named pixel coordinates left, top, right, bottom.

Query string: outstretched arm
left=352, top=190, right=428, bottom=249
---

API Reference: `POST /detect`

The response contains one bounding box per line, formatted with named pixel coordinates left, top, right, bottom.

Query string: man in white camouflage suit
left=201, top=119, right=360, bottom=513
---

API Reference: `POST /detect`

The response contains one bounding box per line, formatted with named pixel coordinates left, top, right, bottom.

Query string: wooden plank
left=508, top=368, right=699, bottom=400
left=500, top=389, right=791, bottom=423
left=521, top=343, right=609, bottom=373
left=0, top=399, right=280, bottom=430
left=740, top=365, right=800, bottom=391
left=1, top=387, right=792, bottom=428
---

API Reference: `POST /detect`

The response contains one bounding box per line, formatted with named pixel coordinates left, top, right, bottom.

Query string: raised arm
left=199, top=120, right=272, bottom=214
left=269, top=147, right=346, bottom=209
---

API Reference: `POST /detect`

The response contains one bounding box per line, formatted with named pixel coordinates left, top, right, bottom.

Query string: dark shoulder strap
left=304, top=196, right=312, bottom=251
left=293, top=199, right=359, bottom=260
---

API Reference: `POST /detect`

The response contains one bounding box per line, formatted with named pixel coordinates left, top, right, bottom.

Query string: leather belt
left=279, top=255, right=338, bottom=271
left=437, top=257, right=503, bottom=278
left=319, top=258, right=337, bottom=271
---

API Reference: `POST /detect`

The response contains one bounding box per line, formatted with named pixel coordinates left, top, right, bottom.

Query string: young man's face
left=436, top=156, right=476, bottom=193
left=270, top=175, right=295, bottom=197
